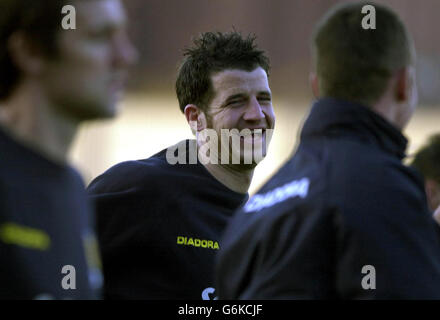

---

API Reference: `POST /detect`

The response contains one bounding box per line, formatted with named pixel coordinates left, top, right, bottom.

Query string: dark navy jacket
left=216, top=98, right=440, bottom=299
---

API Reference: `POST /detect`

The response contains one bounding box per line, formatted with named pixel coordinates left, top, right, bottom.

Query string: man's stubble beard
left=204, top=113, right=261, bottom=170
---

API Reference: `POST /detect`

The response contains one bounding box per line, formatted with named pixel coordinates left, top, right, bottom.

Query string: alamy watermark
left=60, top=4, right=378, bottom=32
left=61, top=5, right=76, bottom=30
left=61, top=265, right=76, bottom=290
left=361, top=5, right=376, bottom=30
left=361, top=265, right=376, bottom=290
left=166, top=122, right=274, bottom=166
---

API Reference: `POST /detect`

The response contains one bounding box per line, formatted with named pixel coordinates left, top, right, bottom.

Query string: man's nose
left=243, top=97, right=265, bottom=121
left=113, top=33, right=139, bottom=68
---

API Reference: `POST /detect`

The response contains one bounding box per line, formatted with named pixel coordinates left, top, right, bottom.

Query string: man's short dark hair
left=411, top=134, right=440, bottom=183
left=175, top=31, right=270, bottom=113
left=0, top=0, right=68, bottom=101
left=312, top=2, right=414, bottom=107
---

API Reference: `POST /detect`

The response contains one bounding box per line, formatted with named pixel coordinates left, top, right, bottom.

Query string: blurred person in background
left=410, top=133, right=440, bottom=212
left=435, top=207, right=440, bottom=224
left=0, top=0, right=137, bottom=299
left=216, top=2, right=440, bottom=299
left=87, top=31, right=275, bottom=299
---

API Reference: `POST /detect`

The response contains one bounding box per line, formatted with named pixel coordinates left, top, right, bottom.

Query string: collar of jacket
left=300, top=97, right=408, bottom=160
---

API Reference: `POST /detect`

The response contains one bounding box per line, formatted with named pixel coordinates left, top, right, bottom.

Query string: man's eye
left=227, top=100, right=244, bottom=106
left=88, top=30, right=112, bottom=40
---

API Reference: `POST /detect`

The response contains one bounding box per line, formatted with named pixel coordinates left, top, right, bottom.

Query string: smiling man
left=186, top=65, right=274, bottom=192
left=0, top=0, right=137, bottom=299
left=87, top=31, right=275, bottom=299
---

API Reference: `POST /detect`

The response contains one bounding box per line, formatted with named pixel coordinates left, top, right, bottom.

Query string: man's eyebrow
left=225, top=93, right=248, bottom=102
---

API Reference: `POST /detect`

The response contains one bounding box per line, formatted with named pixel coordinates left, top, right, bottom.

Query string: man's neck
left=202, top=162, right=254, bottom=194
left=0, top=83, right=78, bottom=165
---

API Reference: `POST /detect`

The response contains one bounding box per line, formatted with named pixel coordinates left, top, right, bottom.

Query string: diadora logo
left=244, top=177, right=310, bottom=213
left=177, top=236, right=220, bottom=250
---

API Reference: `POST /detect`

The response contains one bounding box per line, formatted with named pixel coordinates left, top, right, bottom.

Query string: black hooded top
left=88, top=140, right=248, bottom=299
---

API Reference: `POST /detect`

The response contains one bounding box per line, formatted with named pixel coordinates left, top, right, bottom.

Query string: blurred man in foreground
left=216, top=2, right=440, bottom=299
left=0, top=0, right=137, bottom=299
left=88, top=31, right=275, bottom=299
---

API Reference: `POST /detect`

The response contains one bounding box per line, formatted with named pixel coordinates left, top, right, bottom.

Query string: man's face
left=42, top=0, right=137, bottom=120
left=203, top=67, right=275, bottom=166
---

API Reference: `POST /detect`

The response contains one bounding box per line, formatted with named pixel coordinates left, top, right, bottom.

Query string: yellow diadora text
left=176, top=236, right=219, bottom=250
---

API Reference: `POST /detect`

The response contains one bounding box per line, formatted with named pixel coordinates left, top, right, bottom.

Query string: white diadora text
left=244, top=177, right=310, bottom=212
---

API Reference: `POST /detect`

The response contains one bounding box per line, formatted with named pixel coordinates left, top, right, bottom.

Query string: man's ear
left=309, top=72, right=320, bottom=98
left=184, top=104, right=207, bottom=134
left=395, top=67, right=417, bottom=103
left=394, top=68, right=407, bottom=102
left=8, top=31, right=45, bottom=76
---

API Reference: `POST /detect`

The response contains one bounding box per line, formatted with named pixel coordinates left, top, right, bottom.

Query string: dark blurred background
left=123, top=0, right=440, bottom=105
